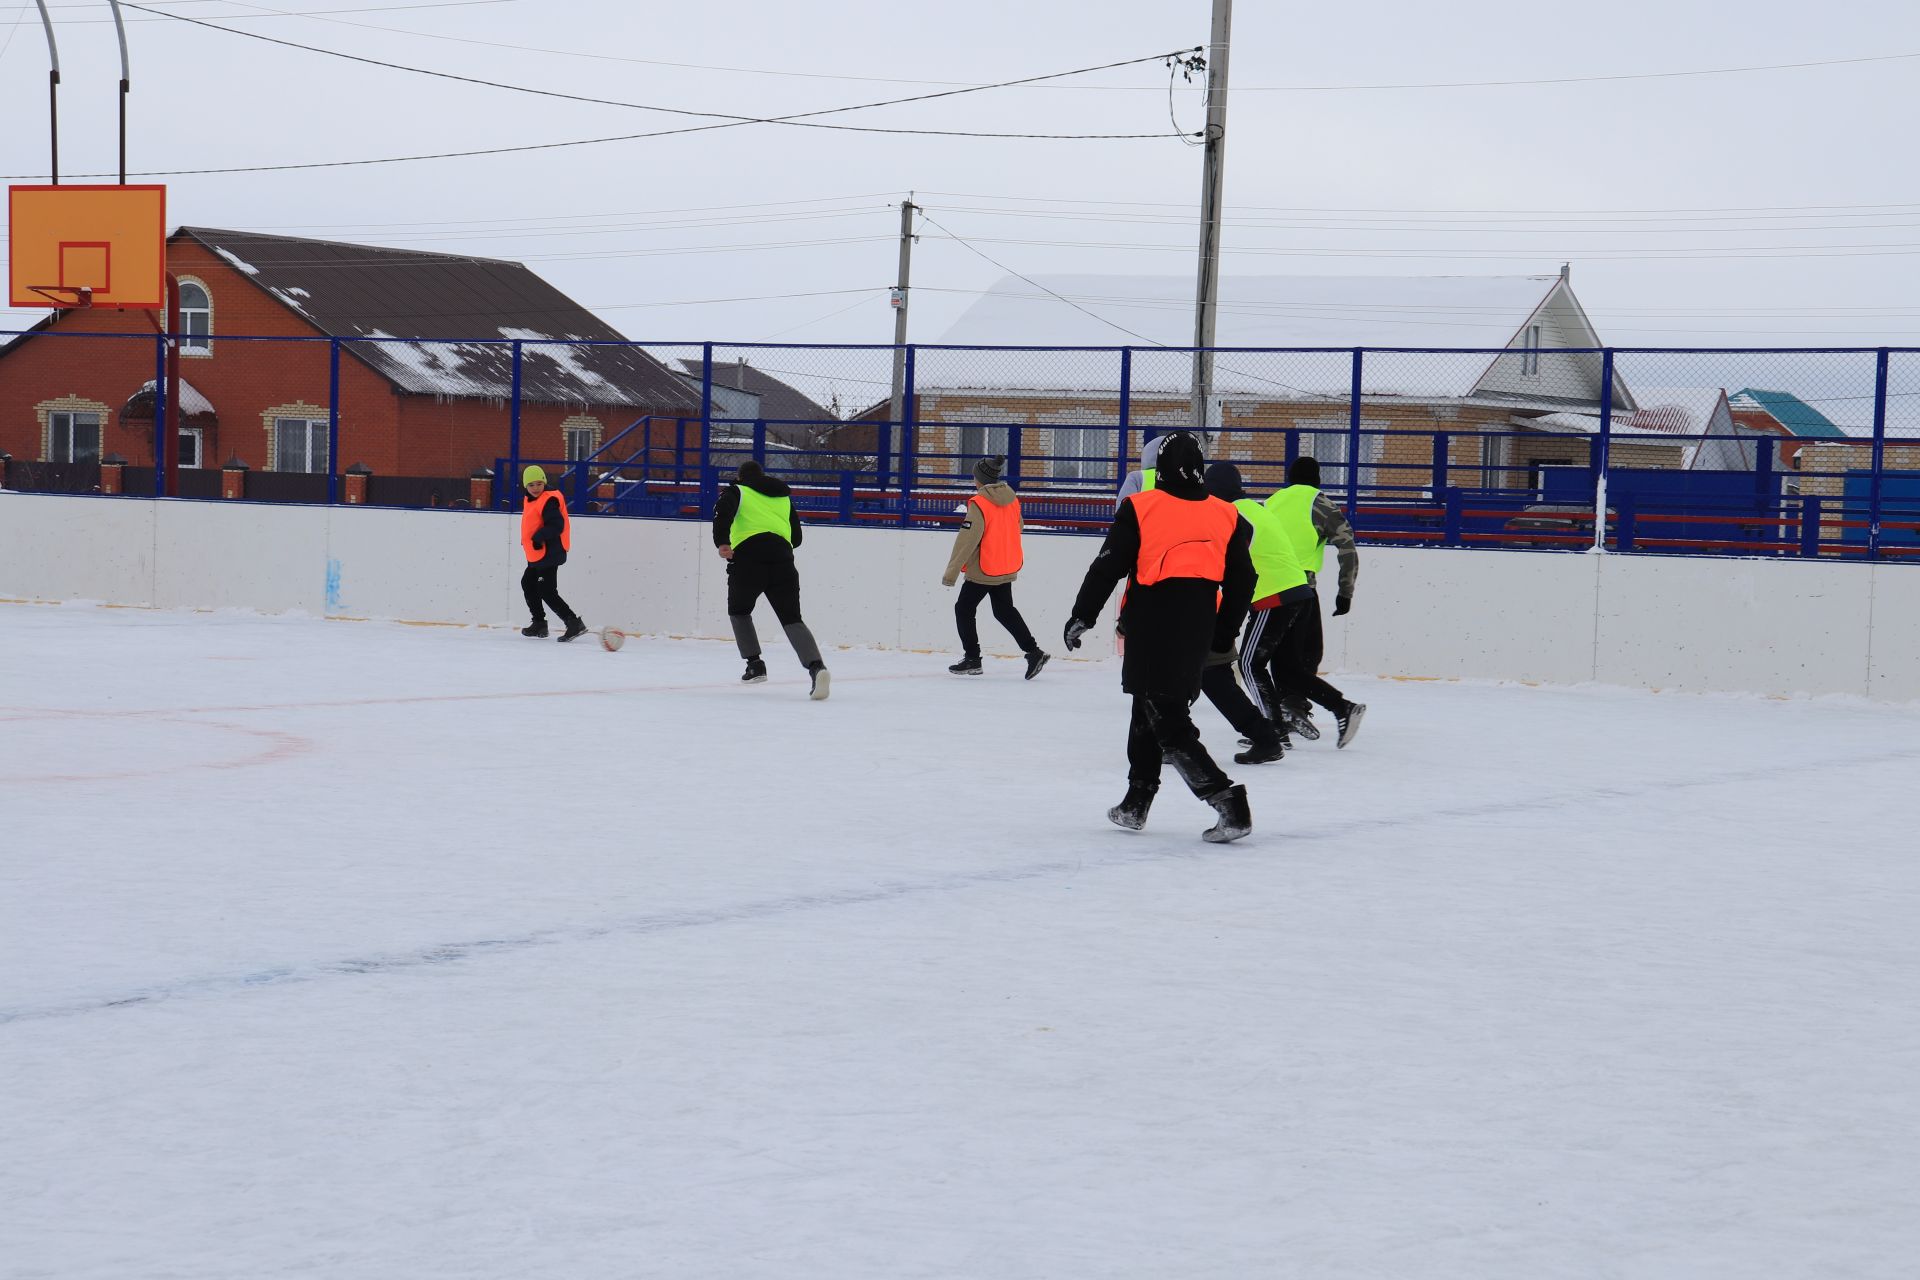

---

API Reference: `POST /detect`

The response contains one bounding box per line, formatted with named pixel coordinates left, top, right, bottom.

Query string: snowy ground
left=3, top=602, right=1917, bottom=1279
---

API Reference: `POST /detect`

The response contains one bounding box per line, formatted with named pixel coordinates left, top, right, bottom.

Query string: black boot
left=521, top=619, right=549, bottom=638
left=557, top=618, right=588, bottom=643
left=1106, top=781, right=1157, bottom=831
left=1279, top=703, right=1319, bottom=741
left=1234, top=736, right=1286, bottom=765
left=807, top=661, right=831, bottom=701
left=1023, top=651, right=1050, bottom=680
left=948, top=656, right=983, bottom=676
left=1201, top=784, right=1252, bottom=843
left=742, top=656, right=767, bottom=683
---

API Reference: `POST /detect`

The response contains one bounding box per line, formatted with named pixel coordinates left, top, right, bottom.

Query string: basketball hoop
left=26, top=284, right=92, bottom=310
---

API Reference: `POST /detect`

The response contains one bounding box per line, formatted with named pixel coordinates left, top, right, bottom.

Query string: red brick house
left=0, top=227, right=699, bottom=498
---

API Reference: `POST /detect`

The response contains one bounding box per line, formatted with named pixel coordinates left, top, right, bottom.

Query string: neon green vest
left=729, top=486, right=792, bottom=548
left=1265, top=484, right=1325, bottom=575
left=1234, top=498, right=1307, bottom=599
left=1141, top=467, right=1157, bottom=491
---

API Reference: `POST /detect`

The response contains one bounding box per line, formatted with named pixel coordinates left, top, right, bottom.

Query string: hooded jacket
left=943, top=481, right=1022, bottom=586
left=713, top=468, right=804, bottom=564
left=1113, top=434, right=1169, bottom=512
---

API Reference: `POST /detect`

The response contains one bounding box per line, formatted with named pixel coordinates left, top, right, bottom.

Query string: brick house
left=0, top=227, right=699, bottom=499
left=881, top=268, right=1642, bottom=495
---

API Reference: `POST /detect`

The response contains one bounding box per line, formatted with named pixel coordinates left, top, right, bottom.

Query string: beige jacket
left=942, top=482, right=1021, bottom=586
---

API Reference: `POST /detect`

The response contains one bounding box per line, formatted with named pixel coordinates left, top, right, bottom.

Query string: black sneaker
left=557, top=618, right=589, bottom=643
left=1234, top=739, right=1286, bottom=766
left=1201, top=784, right=1252, bottom=843
left=742, top=657, right=767, bottom=683
left=1335, top=702, right=1366, bottom=749
left=1024, top=651, right=1051, bottom=680
left=1106, top=782, right=1156, bottom=830
left=1280, top=705, right=1320, bottom=741
left=808, top=662, right=831, bottom=701
left=521, top=620, right=549, bottom=638
left=948, top=657, right=983, bottom=676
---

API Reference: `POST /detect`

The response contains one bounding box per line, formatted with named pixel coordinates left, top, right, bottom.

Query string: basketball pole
left=31, top=0, right=59, bottom=183
left=109, top=1, right=131, bottom=185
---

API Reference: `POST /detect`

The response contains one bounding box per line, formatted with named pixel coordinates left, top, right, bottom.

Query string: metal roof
left=1728, top=388, right=1847, bottom=438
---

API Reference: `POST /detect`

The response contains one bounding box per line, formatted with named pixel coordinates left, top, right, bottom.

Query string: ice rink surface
left=3, top=601, right=1917, bottom=1279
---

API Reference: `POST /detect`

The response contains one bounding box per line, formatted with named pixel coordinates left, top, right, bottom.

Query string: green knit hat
left=522, top=464, right=547, bottom=487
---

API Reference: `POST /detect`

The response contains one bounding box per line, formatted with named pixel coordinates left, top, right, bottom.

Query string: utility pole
left=1189, top=0, right=1233, bottom=441
left=886, top=195, right=918, bottom=432
left=32, top=0, right=60, bottom=183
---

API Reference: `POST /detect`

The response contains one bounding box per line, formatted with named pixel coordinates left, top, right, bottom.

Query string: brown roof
left=677, top=357, right=835, bottom=423
left=178, top=228, right=698, bottom=412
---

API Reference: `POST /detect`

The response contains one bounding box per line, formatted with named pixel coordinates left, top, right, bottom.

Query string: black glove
left=1063, top=617, right=1091, bottom=651
left=1333, top=595, right=1352, bottom=617
left=532, top=529, right=547, bottom=550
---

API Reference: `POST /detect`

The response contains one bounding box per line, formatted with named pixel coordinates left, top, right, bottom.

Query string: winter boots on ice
left=808, top=662, right=831, bottom=701
left=948, top=657, right=984, bottom=676
left=1234, top=737, right=1286, bottom=766
left=1107, top=782, right=1157, bottom=831
left=1024, top=651, right=1050, bottom=680
left=742, top=657, right=768, bottom=683
left=521, top=620, right=549, bottom=638
left=557, top=618, right=589, bottom=643
left=1201, top=784, right=1253, bottom=843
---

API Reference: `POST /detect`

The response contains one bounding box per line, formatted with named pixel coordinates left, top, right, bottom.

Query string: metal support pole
left=698, top=342, right=715, bottom=517
left=898, top=345, right=917, bottom=527
left=1189, top=0, right=1232, bottom=438
left=1345, top=349, right=1363, bottom=515
left=327, top=339, right=341, bottom=505
left=886, top=196, right=917, bottom=434
left=151, top=333, right=166, bottom=496
left=1868, top=348, right=1890, bottom=559
left=507, top=342, right=523, bottom=511
left=1594, top=349, right=1616, bottom=552
left=109, top=2, right=130, bottom=185
left=162, top=274, right=180, bottom=497
left=32, top=1, right=60, bottom=183
left=1117, top=347, right=1133, bottom=485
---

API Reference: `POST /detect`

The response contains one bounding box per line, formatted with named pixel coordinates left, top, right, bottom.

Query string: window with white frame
left=179, top=428, right=204, bottom=470
left=274, top=417, right=329, bottom=473
left=1295, top=418, right=1386, bottom=494
left=1521, top=323, right=1542, bottom=377
left=48, top=410, right=102, bottom=464
left=1051, top=425, right=1109, bottom=481
left=957, top=425, right=1009, bottom=474
left=179, top=281, right=212, bottom=354
left=564, top=425, right=597, bottom=461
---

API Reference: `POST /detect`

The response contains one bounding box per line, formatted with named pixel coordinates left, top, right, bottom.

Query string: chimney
left=1559, top=262, right=1571, bottom=283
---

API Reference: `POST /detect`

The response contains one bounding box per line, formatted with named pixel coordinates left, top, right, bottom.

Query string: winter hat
left=522, top=464, right=547, bottom=488
left=1154, top=431, right=1207, bottom=488
left=1287, top=456, right=1322, bottom=487
left=737, top=460, right=765, bottom=484
left=973, top=455, right=1004, bottom=485
left=1204, top=461, right=1245, bottom=503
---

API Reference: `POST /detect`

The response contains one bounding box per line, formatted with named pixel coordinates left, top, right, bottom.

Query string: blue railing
left=2, top=329, right=1914, bottom=560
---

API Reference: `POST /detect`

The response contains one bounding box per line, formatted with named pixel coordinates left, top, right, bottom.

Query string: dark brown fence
left=4, top=461, right=102, bottom=494
left=367, top=475, right=471, bottom=509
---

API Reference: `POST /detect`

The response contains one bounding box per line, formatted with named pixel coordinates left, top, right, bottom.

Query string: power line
left=37, top=0, right=517, bottom=21
left=116, top=7, right=1196, bottom=139
left=919, top=231, right=1920, bottom=262
left=918, top=190, right=1920, bottom=217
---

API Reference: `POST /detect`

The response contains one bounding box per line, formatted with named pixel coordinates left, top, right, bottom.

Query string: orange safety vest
left=1127, top=488, right=1238, bottom=586
left=969, top=494, right=1024, bottom=577
left=521, top=490, right=571, bottom=562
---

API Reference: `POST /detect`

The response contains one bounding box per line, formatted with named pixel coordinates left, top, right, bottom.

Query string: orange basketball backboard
left=8, top=184, right=167, bottom=310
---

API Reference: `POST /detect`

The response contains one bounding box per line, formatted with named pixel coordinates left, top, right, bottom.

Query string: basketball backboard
left=8, top=184, right=166, bottom=310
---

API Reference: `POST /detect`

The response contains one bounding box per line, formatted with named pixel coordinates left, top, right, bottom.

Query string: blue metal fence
left=2, top=328, right=1915, bottom=561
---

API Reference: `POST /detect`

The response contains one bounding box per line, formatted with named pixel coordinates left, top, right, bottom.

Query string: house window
left=957, top=425, right=1008, bottom=476
left=179, top=281, right=212, bottom=354
left=565, top=426, right=596, bottom=461
left=1521, top=324, right=1542, bottom=378
left=49, top=410, right=102, bottom=464
left=1051, top=426, right=1109, bottom=481
left=179, top=428, right=204, bottom=470
left=274, top=417, right=329, bottom=473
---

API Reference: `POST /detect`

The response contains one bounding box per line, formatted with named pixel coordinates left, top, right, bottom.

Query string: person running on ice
left=519, top=465, right=587, bottom=642
left=1200, top=461, right=1291, bottom=766
left=1063, top=431, right=1257, bottom=842
left=1263, top=456, right=1365, bottom=747
left=941, top=455, right=1049, bottom=679
left=714, top=460, right=830, bottom=700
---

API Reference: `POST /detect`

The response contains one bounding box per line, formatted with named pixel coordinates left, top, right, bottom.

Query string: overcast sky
left=4, top=0, right=1919, bottom=361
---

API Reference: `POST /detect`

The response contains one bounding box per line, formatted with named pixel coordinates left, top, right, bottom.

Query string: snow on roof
left=129, top=377, right=215, bottom=418
left=925, top=273, right=1561, bottom=398
left=1622, top=386, right=1731, bottom=436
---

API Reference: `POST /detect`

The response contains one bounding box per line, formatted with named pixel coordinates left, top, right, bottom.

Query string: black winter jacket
left=713, top=473, right=805, bottom=563
left=525, top=489, right=568, bottom=567
left=1071, top=478, right=1256, bottom=699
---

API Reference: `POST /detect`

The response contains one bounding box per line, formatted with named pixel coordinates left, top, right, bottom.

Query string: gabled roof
left=677, top=358, right=835, bottom=423
left=927, top=273, right=1584, bottom=399
left=1728, top=388, right=1847, bottom=438
left=176, top=228, right=698, bottom=411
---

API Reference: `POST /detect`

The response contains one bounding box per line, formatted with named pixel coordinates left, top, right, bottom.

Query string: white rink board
left=2, top=492, right=1916, bottom=699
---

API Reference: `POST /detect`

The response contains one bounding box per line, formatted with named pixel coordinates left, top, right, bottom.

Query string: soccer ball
left=600, top=627, right=626, bottom=652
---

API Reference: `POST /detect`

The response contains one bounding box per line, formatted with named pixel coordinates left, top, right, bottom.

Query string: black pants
left=521, top=562, right=578, bottom=626
left=726, top=556, right=804, bottom=625
left=1126, top=693, right=1232, bottom=798
left=954, top=581, right=1038, bottom=659
left=1200, top=663, right=1280, bottom=748
left=1238, top=605, right=1287, bottom=719
left=1272, top=596, right=1347, bottom=714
